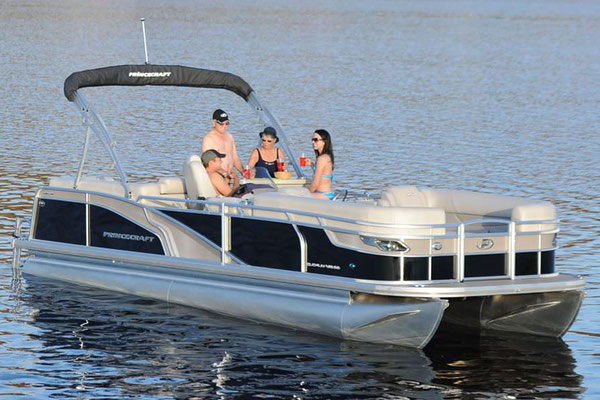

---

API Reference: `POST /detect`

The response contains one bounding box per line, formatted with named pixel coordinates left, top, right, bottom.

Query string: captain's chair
left=183, top=154, right=217, bottom=200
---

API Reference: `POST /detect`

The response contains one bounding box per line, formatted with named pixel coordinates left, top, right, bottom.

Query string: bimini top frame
left=64, top=64, right=304, bottom=197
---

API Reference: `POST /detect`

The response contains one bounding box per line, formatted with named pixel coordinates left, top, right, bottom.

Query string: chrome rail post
left=11, top=217, right=23, bottom=275
left=537, top=222, right=543, bottom=275
left=457, top=223, right=465, bottom=282
left=85, top=193, right=91, bottom=246
left=293, top=225, right=307, bottom=272
left=220, top=204, right=230, bottom=265
left=508, top=221, right=516, bottom=279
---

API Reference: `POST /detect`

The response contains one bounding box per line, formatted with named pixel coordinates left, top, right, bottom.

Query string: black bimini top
left=64, top=64, right=254, bottom=102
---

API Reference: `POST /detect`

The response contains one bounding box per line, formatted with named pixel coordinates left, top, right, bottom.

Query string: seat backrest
left=378, top=185, right=429, bottom=207
left=183, top=155, right=217, bottom=199
left=253, top=192, right=446, bottom=236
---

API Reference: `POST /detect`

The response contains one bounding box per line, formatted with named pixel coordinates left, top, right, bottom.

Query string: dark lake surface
left=1, top=0, right=598, bottom=398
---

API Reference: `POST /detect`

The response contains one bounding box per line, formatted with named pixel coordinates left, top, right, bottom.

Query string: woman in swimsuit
left=247, top=126, right=285, bottom=178
left=305, top=129, right=335, bottom=200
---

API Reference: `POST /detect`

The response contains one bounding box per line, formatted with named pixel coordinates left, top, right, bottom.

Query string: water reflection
left=15, top=277, right=438, bottom=398
left=4, top=276, right=583, bottom=398
left=426, top=326, right=583, bottom=399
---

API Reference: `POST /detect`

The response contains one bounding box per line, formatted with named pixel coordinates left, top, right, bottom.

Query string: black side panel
left=231, top=218, right=300, bottom=270
left=541, top=250, right=555, bottom=274
left=516, top=252, right=538, bottom=276
left=298, top=226, right=401, bottom=280
left=432, top=256, right=454, bottom=280
left=90, top=205, right=164, bottom=255
left=465, top=254, right=505, bottom=278
left=34, top=199, right=86, bottom=245
left=161, top=210, right=222, bottom=246
left=404, top=257, right=429, bottom=280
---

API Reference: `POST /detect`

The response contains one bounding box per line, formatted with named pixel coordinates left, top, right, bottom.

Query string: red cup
left=243, top=168, right=251, bottom=179
left=277, top=161, right=285, bottom=172
left=299, top=155, right=307, bottom=166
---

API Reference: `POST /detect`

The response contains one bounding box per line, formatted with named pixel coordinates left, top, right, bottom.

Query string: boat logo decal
left=103, top=231, right=155, bottom=242
left=307, top=262, right=340, bottom=271
left=476, top=238, right=494, bottom=250
left=128, top=72, right=172, bottom=78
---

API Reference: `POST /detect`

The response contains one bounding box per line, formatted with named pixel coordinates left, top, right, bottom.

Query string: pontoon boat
left=11, top=64, right=585, bottom=348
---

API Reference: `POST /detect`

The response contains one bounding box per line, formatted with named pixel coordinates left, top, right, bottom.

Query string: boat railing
left=33, top=185, right=559, bottom=282
left=11, top=217, right=31, bottom=276
left=137, top=195, right=559, bottom=282
left=142, top=194, right=558, bottom=237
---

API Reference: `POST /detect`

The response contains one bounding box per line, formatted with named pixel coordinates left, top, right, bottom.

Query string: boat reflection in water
left=21, top=276, right=583, bottom=399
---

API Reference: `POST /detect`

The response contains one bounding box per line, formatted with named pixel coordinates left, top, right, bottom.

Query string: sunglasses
left=216, top=120, right=230, bottom=126
left=262, top=139, right=274, bottom=143
left=311, top=138, right=323, bottom=142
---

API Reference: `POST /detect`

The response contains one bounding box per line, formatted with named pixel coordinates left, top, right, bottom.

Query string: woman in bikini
left=305, top=129, right=335, bottom=200
left=247, top=126, right=285, bottom=178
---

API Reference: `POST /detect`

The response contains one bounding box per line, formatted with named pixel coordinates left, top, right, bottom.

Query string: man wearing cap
left=201, top=149, right=240, bottom=197
left=202, top=109, right=243, bottom=175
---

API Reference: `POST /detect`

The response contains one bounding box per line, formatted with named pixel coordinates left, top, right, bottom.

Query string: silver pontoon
left=12, top=64, right=584, bottom=348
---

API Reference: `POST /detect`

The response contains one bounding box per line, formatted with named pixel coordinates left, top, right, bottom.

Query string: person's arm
left=231, top=136, right=244, bottom=172
left=209, top=172, right=235, bottom=197
left=309, top=155, right=327, bottom=193
left=278, top=148, right=286, bottom=163
left=247, top=148, right=259, bottom=168
left=228, top=172, right=240, bottom=196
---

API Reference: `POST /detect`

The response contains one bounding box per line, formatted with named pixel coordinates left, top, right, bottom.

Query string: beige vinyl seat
left=183, top=154, right=217, bottom=200
left=378, top=185, right=556, bottom=232
left=182, top=154, right=247, bottom=211
left=253, top=192, right=446, bottom=236
left=277, top=186, right=313, bottom=197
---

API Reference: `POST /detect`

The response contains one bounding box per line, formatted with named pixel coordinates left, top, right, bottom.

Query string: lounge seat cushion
left=253, top=192, right=445, bottom=236
left=379, top=186, right=556, bottom=232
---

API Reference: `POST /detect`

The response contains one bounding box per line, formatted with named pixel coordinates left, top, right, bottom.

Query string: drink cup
left=299, top=154, right=307, bottom=166
left=277, top=161, right=285, bottom=172
left=243, top=165, right=251, bottom=179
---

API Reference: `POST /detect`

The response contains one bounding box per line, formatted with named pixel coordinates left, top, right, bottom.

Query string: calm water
left=1, top=0, right=599, bottom=398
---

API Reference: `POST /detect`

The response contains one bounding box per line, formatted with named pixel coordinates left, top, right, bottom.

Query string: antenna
left=141, top=18, right=149, bottom=64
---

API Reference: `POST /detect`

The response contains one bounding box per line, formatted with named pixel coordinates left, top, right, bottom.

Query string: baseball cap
left=212, top=109, right=229, bottom=122
left=201, top=149, right=226, bottom=166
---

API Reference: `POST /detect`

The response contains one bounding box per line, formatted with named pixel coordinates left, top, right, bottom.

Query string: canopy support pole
left=74, top=121, right=92, bottom=189
left=247, top=92, right=303, bottom=178
left=72, top=92, right=131, bottom=198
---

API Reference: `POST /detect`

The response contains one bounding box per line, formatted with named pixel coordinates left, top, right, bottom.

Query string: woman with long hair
left=305, top=129, right=335, bottom=200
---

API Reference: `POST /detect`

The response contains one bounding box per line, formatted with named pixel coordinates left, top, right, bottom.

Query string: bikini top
left=316, top=154, right=333, bottom=180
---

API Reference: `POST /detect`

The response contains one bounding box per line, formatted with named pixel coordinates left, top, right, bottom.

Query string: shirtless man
left=201, top=109, right=243, bottom=175
left=201, top=149, right=240, bottom=197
